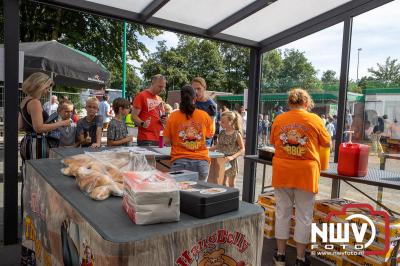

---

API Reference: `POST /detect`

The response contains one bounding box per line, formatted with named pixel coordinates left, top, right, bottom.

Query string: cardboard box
left=314, top=198, right=357, bottom=214
left=265, top=216, right=275, bottom=227
left=263, top=205, right=275, bottom=220
left=264, top=224, right=274, bottom=239
left=364, top=255, right=400, bottom=266
left=258, top=192, right=276, bottom=207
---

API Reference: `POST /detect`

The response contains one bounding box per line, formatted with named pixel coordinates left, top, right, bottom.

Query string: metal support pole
left=356, top=48, right=361, bottom=82
left=242, top=48, right=261, bottom=203
left=332, top=17, right=353, bottom=199
left=122, top=21, right=127, bottom=98
left=3, top=0, right=20, bottom=245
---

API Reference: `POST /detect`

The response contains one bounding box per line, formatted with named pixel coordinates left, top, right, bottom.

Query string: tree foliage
left=219, top=43, right=249, bottom=94
left=261, top=49, right=320, bottom=92
left=142, top=36, right=247, bottom=93
left=321, top=70, right=338, bottom=84
left=367, top=57, right=400, bottom=84
left=1, top=1, right=161, bottom=96
left=261, top=49, right=283, bottom=89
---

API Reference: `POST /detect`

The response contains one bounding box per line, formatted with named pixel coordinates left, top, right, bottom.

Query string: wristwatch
left=140, top=121, right=145, bottom=127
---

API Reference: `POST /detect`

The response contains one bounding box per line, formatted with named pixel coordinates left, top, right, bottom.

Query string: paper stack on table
left=122, top=170, right=180, bottom=225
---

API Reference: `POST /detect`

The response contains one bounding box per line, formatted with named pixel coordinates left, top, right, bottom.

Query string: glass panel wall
left=343, top=0, right=400, bottom=213
left=255, top=23, right=344, bottom=199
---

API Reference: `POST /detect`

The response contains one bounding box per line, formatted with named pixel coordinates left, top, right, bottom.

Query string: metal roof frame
left=33, top=0, right=392, bottom=49
left=260, top=0, right=393, bottom=52
left=2, top=0, right=394, bottom=244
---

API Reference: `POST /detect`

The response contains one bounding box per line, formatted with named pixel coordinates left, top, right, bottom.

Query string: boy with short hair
left=107, top=98, right=134, bottom=146
left=47, top=100, right=78, bottom=148
left=77, top=97, right=103, bottom=148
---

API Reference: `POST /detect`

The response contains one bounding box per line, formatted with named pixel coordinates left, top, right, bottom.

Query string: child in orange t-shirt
left=164, top=85, right=214, bottom=181
left=270, top=88, right=330, bottom=266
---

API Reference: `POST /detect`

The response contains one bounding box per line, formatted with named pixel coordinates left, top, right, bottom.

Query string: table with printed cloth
left=21, top=158, right=264, bottom=266
left=49, top=147, right=227, bottom=185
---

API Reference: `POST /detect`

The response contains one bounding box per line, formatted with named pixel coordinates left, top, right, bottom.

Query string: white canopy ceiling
left=42, top=0, right=389, bottom=48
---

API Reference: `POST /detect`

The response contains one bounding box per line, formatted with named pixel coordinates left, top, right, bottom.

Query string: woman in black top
left=19, top=72, right=70, bottom=160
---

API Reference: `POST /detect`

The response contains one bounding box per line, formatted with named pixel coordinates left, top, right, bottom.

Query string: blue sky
left=130, top=0, right=400, bottom=81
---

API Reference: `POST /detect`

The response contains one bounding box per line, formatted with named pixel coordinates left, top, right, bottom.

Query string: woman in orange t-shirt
left=270, top=88, right=330, bottom=266
left=164, top=85, right=215, bottom=181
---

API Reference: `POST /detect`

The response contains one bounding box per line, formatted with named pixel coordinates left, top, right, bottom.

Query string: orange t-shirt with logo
left=270, top=109, right=331, bottom=193
left=164, top=109, right=215, bottom=163
left=132, top=90, right=163, bottom=141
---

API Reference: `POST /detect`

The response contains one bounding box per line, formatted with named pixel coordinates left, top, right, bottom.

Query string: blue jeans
left=171, top=158, right=209, bottom=181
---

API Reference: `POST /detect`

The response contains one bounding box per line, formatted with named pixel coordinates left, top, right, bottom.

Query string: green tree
left=142, top=40, right=189, bottom=94
left=1, top=1, right=162, bottom=95
left=142, top=36, right=226, bottom=92
left=367, top=56, right=400, bottom=84
left=219, top=43, right=250, bottom=94
left=177, top=36, right=225, bottom=91
left=321, top=70, right=338, bottom=83
left=278, top=49, right=320, bottom=91
left=261, top=49, right=283, bottom=92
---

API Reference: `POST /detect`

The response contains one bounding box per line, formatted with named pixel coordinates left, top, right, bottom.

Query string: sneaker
left=273, top=251, right=286, bottom=266
left=295, top=257, right=311, bottom=266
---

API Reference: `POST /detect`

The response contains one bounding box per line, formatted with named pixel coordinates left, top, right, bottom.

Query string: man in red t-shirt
left=131, top=74, right=167, bottom=146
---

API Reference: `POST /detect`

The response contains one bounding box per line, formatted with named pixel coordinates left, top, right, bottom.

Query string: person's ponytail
left=180, top=85, right=196, bottom=119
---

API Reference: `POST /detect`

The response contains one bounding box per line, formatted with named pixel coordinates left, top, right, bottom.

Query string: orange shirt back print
left=279, top=124, right=309, bottom=157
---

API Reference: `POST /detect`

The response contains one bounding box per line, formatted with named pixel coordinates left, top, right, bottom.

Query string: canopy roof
left=38, top=0, right=390, bottom=51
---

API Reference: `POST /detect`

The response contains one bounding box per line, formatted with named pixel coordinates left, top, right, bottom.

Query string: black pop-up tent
left=3, top=40, right=110, bottom=89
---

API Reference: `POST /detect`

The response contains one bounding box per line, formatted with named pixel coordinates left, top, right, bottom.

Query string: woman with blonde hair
left=270, top=88, right=330, bottom=266
left=19, top=72, right=70, bottom=160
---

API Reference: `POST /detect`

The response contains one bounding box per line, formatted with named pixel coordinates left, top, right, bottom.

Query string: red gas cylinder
left=337, top=131, right=369, bottom=177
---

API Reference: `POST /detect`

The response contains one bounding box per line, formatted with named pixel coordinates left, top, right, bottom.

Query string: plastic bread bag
left=76, top=167, right=113, bottom=193
left=84, top=151, right=129, bottom=180
left=89, top=183, right=123, bottom=200
left=122, top=170, right=180, bottom=224
left=121, top=152, right=155, bottom=173
left=61, top=154, right=93, bottom=176
left=89, top=186, right=111, bottom=201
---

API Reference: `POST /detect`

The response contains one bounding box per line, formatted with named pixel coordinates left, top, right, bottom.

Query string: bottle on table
left=159, top=130, right=164, bottom=148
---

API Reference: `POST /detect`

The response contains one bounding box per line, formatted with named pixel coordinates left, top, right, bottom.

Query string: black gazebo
left=2, top=0, right=393, bottom=244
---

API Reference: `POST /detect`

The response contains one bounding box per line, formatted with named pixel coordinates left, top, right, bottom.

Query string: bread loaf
left=90, top=186, right=111, bottom=200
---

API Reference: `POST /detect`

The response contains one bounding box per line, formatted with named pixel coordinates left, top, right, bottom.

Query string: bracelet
left=140, top=121, right=145, bottom=127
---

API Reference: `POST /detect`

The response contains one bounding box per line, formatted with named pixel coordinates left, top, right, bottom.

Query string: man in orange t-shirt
left=131, top=74, right=167, bottom=146
left=164, top=86, right=215, bottom=181
left=270, top=89, right=330, bottom=266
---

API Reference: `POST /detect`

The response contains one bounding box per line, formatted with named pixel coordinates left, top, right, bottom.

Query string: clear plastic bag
left=61, top=150, right=162, bottom=201
left=122, top=170, right=180, bottom=224
left=120, top=152, right=154, bottom=173
left=62, top=151, right=135, bottom=200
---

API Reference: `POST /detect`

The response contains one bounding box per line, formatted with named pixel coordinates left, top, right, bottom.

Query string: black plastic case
left=179, top=181, right=239, bottom=218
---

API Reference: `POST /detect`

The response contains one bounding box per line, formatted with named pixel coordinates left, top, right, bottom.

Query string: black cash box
left=179, top=181, right=239, bottom=218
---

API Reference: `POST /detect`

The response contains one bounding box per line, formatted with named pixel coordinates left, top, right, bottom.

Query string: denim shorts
left=171, top=158, right=209, bottom=181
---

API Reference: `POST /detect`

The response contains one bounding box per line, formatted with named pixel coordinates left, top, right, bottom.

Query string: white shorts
left=274, top=188, right=315, bottom=244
